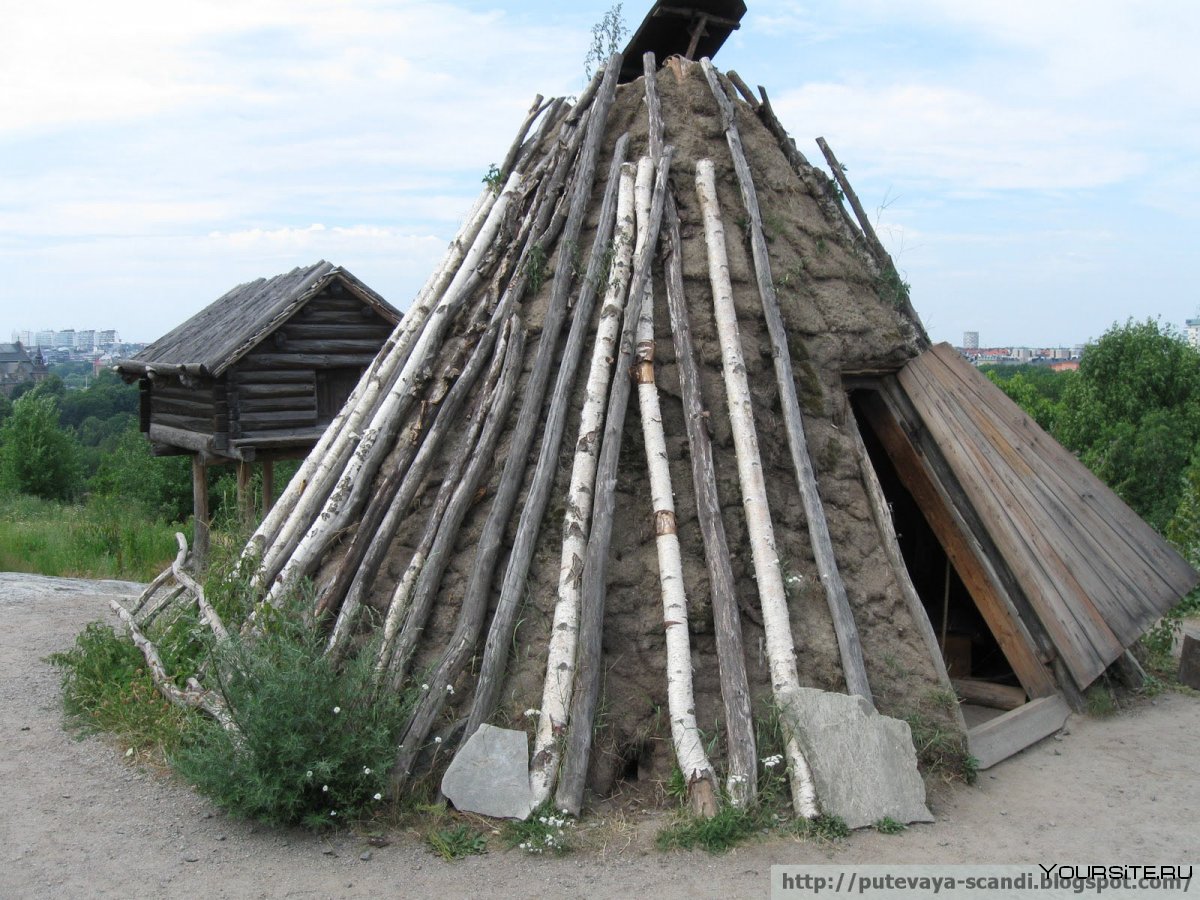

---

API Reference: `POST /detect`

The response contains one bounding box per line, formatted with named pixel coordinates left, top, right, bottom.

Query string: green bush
left=656, top=804, right=768, bottom=854
left=49, top=621, right=195, bottom=752
left=172, top=603, right=415, bottom=830
left=0, top=393, right=81, bottom=500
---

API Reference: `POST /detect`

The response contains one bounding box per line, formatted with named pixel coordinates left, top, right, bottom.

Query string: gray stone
left=441, top=724, right=535, bottom=820
left=778, top=687, right=933, bottom=830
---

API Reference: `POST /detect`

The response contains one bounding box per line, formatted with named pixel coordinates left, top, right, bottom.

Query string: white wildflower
left=322, top=784, right=329, bottom=792
left=332, top=706, right=341, bottom=714
left=433, top=736, right=442, bottom=744
left=445, top=684, right=454, bottom=694
left=363, top=767, right=372, bottom=775
left=373, top=793, right=382, bottom=801
left=523, top=708, right=540, bottom=718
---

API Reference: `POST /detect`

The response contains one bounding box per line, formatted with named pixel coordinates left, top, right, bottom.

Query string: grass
left=49, top=621, right=199, bottom=754
left=502, top=802, right=574, bottom=855
left=873, top=816, right=907, bottom=835
left=0, top=492, right=179, bottom=581
left=427, top=824, right=487, bottom=860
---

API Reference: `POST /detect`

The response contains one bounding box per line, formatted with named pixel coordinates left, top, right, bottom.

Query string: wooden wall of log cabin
left=148, top=377, right=216, bottom=437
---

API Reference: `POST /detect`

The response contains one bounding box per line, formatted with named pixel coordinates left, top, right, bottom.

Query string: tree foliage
left=584, top=3, right=627, bottom=78
left=1057, top=319, right=1200, bottom=532
left=0, top=394, right=82, bottom=500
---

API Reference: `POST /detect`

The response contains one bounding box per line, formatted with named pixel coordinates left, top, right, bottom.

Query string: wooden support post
left=237, top=459, right=253, bottom=528
left=191, top=455, right=210, bottom=567
left=261, top=460, right=275, bottom=515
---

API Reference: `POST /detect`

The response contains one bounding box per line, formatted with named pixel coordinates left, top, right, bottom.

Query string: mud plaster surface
left=320, top=60, right=955, bottom=805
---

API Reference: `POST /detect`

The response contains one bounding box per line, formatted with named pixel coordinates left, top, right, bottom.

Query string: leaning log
left=556, top=145, right=676, bottom=817
left=695, top=157, right=818, bottom=818
left=704, top=60, right=872, bottom=705
left=663, top=191, right=757, bottom=808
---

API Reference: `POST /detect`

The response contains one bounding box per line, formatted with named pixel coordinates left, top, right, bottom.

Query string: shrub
left=171, top=602, right=415, bottom=829
left=0, top=393, right=81, bottom=500
left=49, top=621, right=195, bottom=752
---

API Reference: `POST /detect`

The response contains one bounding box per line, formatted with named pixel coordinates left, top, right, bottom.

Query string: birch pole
left=390, top=57, right=624, bottom=786
left=246, top=182, right=498, bottom=575
left=662, top=193, right=757, bottom=808
left=371, top=316, right=515, bottom=676
left=556, top=146, right=675, bottom=817
left=631, top=158, right=719, bottom=818
left=695, top=158, right=819, bottom=818
left=702, top=61, right=872, bottom=705
left=527, top=162, right=637, bottom=805
left=263, top=171, right=525, bottom=605
left=466, top=131, right=632, bottom=737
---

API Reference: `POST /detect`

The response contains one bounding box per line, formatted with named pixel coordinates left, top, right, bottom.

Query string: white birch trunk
left=695, top=158, right=819, bottom=818
left=263, top=172, right=523, bottom=606
left=528, top=162, right=637, bottom=806
left=631, top=156, right=719, bottom=817
left=246, top=184, right=497, bottom=577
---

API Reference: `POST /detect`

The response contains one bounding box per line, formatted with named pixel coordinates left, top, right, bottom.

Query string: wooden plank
left=952, top=678, right=1026, bottom=710
left=928, top=345, right=1197, bottom=604
left=149, top=423, right=213, bottom=456
left=901, top=359, right=1119, bottom=685
left=151, top=396, right=214, bottom=417
left=856, top=391, right=1058, bottom=698
left=919, top=353, right=1153, bottom=644
left=277, top=338, right=384, bottom=354
left=230, top=369, right=315, bottom=384
left=241, top=396, right=317, bottom=413
left=281, top=323, right=393, bottom=340
left=151, top=412, right=211, bottom=433
left=845, top=408, right=966, bottom=731
left=236, top=383, right=315, bottom=399
left=239, top=353, right=376, bottom=370
left=968, top=694, right=1070, bottom=769
left=238, top=409, right=318, bottom=428
left=231, top=428, right=325, bottom=449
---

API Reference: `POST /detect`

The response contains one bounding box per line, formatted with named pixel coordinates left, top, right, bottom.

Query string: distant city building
left=35, top=330, right=54, bottom=348
left=53, top=329, right=75, bottom=349
left=97, top=329, right=119, bottom=348
left=962, top=331, right=979, bottom=350
left=75, top=330, right=96, bottom=352
left=1187, top=317, right=1200, bottom=350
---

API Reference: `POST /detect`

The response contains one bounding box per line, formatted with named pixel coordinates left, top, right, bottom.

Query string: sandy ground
left=3, top=571, right=1198, bottom=899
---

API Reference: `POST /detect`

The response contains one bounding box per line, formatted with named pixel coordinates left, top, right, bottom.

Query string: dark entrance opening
left=850, top=389, right=1018, bottom=689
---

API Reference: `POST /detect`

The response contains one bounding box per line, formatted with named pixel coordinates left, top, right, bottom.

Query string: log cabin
left=115, top=261, right=400, bottom=559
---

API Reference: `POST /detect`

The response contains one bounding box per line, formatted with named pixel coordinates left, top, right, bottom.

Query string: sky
left=2, top=0, right=1198, bottom=348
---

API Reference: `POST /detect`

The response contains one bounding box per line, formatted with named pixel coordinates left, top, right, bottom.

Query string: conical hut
left=121, top=47, right=1197, bottom=824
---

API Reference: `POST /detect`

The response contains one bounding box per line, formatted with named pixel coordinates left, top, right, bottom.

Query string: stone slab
left=778, top=687, right=933, bottom=830
left=441, top=724, right=535, bottom=820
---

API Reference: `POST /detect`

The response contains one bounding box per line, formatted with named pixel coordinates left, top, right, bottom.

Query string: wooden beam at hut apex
left=660, top=5, right=741, bottom=58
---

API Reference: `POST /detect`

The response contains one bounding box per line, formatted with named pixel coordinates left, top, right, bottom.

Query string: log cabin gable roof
left=114, top=261, right=399, bottom=380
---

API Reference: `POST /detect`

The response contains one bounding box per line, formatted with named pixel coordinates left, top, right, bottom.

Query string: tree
left=0, top=394, right=81, bottom=500
left=1055, top=319, right=1200, bottom=532
left=584, top=3, right=627, bottom=78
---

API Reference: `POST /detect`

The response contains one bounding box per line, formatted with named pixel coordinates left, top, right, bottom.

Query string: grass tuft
left=427, top=824, right=487, bottom=861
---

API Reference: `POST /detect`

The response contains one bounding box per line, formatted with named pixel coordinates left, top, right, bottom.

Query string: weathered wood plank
left=900, top=359, right=1120, bottom=685
left=231, top=428, right=325, bottom=449
left=927, top=345, right=1197, bottom=605
left=236, top=383, right=315, bottom=399
left=241, top=396, right=318, bottom=414
left=281, top=323, right=394, bottom=340
left=239, top=410, right=318, bottom=428
left=968, top=694, right=1070, bottom=769
left=276, top=339, right=384, bottom=354
left=151, top=396, right=214, bottom=417
left=855, top=390, right=1058, bottom=698
left=230, top=369, right=315, bottom=385
left=151, top=412, right=211, bottom=432
left=237, top=353, right=377, bottom=369
left=918, top=353, right=1153, bottom=645
left=149, top=423, right=214, bottom=455
left=952, top=678, right=1026, bottom=710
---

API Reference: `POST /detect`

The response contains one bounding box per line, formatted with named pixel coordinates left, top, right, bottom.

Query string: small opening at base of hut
left=849, top=389, right=1018, bottom=693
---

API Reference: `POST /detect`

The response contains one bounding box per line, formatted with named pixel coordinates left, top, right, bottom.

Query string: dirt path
left=4, top=572, right=1197, bottom=899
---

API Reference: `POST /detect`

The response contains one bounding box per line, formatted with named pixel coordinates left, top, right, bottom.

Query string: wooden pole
left=466, top=130, right=632, bottom=737
left=237, top=459, right=253, bottom=529
left=695, top=158, right=818, bottom=818
left=703, top=60, right=873, bottom=705
left=631, top=157, right=719, bottom=819
left=261, top=460, right=274, bottom=514
left=556, top=145, right=676, bottom=817
left=191, top=455, right=209, bottom=567
left=662, top=191, right=757, bottom=808
left=391, top=56, right=625, bottom=785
